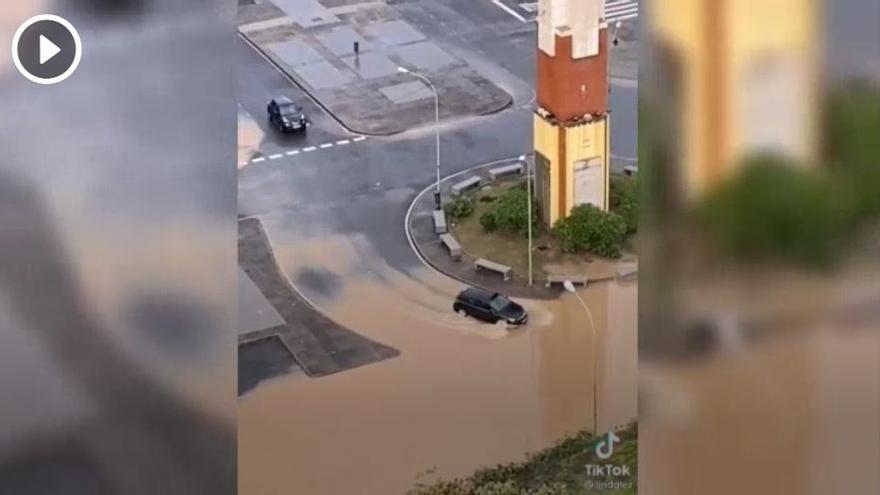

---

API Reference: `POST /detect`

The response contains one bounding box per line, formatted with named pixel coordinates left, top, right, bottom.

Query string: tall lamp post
left=397, top=66, right=441, bottom=209
left=519, top=154, right=533, bottom=286
left=563, top=280, right=599, bottom=435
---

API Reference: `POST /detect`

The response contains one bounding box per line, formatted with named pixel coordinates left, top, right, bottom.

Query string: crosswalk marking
left=605, top=0, right=639, bottom=23
left=492, top=0, right=639, bottom=24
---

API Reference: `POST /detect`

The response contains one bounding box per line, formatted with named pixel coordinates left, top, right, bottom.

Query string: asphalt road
left=237, top=3, right=638, bottom=290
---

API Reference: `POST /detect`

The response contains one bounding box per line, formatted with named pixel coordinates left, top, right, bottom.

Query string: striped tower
left=533, top=0, right=611, bottom=226
left=652, top=0, right=819, bottom=197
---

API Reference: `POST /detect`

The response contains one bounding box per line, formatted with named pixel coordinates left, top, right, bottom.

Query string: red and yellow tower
left=534, top=0, right=611, bottom=225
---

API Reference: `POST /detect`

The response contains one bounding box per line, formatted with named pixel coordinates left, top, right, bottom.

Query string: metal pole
left=434, top=82, right=440, bottom=197
left=410, top=71, right=441, bottom=204
left=399, top=68, right=442, bottom=208
left=526, top=156, right=533, bottom=286
left=573, top=291, right=599, bottom=435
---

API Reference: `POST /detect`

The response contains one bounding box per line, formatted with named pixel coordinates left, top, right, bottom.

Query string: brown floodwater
left=639, top=262, right=880, bottom=495
left=238, top=111, right=263, bottom=168
left=238, top=232, right=638, bottom=495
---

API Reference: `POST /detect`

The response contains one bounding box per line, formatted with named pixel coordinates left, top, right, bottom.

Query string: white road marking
left=247, top=136, right=367, bottom=164
left=605, top=1, right=639, bottom=23
left=492, top=0, right=528, bottom=22
left=492, top=0, right=638, bottom=24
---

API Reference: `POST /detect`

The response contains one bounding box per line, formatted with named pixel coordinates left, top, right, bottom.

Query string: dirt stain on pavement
left=238, top=111, right=263, bottom=168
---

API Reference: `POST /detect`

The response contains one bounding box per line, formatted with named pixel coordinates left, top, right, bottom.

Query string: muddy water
left=238, top=233, right=637, bottom=495
left=640, top=317, right=880, bottom=495
left=238, top=111, right=263, bottom=168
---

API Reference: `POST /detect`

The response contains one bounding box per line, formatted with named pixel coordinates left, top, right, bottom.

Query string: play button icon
left=12, top=15, right=82, bottom=85
left=40, top=35, right=62, bottom=65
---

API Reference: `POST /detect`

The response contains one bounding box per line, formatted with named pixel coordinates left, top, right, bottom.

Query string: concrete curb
left=405, top=158, right=563, bottom=300
left=238, top=26, right=515, bottom=137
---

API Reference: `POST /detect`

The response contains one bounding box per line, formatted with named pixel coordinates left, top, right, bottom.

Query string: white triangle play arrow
left=39, top=35, right=61, bottom=65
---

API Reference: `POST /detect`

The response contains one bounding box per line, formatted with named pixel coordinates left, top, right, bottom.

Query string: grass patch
left=409, top=424, right=638, bottom=495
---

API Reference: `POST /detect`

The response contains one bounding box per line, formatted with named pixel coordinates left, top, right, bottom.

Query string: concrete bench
left=451, top=176, right=482, bottom=196
left=474, top=258, right=511, bottom=281
left=617, top=264, right=638, bottom=281
left=489, top=163, right=523, bottom=180
left=439, top=233, right=462, bottom=261
left=432, top=209, right=447, bottom=234
left=545, top=275, right=588, bottom=288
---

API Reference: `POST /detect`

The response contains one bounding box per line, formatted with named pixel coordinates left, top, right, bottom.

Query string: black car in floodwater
left=267, top=96, right=307, bottom=133
left=453, top=287, right=528, bottom=326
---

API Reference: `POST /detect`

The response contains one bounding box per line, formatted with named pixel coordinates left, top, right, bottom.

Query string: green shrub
left=553, top=205, right=629, bottom=258
left=479, top=186, right=537, bottom=236
left=697, top=155, right=854, bottom=266
left=825, top=84, right=880, bottom=220
left=611, top=176, right=639, bottom=235
left=446, top=196, right=476, bottom=219
left=480, top=211, right=498, bottom=232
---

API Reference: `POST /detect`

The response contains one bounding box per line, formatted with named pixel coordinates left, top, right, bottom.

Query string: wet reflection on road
left=238, top=231, right=637, bottom=495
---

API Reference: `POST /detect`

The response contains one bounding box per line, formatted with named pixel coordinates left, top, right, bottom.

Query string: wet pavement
left=237, top=0, right=513, bottom=135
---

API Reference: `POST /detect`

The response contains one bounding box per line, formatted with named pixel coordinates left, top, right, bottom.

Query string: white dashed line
left=248, top=136, right=367, bottom=164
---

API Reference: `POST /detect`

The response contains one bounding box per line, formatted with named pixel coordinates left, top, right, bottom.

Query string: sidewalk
left=237, top=0, right=512, bottom=135
left=407, top=160, right=636, bottom=300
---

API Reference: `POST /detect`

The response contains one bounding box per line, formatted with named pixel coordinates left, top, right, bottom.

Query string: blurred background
left=640, top=0, right=879, bottom=494
left=0, top=1, right=236, bottom=494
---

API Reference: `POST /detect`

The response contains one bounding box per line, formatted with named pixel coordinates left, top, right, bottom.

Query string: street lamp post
left=398, top=66, right=441, bottom=209
left=520, top=154, right=533, bottom=286
left=563, top=280, right=599, bottom=435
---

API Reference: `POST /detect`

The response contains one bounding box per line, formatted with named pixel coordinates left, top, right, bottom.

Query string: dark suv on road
left=267, top=96, right=307, bottom=133
left=453, top=287, right=528, bottom=326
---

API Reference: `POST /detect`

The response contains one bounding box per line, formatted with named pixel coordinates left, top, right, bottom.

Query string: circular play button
left=12, top=15, right=82, bottom=85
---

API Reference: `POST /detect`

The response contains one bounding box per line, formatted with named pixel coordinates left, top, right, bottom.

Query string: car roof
left=459, top=287, right=497, bottom=303
left=273, top=96, right=295, bottom=105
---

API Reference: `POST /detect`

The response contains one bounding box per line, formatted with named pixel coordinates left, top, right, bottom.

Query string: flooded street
left=238, top=231, right=637, bottom=495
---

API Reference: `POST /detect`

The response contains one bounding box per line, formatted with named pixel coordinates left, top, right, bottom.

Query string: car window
left=489, top=296, right=510, bottom=312
left=280, top=105, right=300, bottom=116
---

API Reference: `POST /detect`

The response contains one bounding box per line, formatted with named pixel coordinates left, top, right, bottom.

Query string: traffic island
left=407, top=160, right=638, bottom=300
left=237, top=1, right=512, bottom=135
